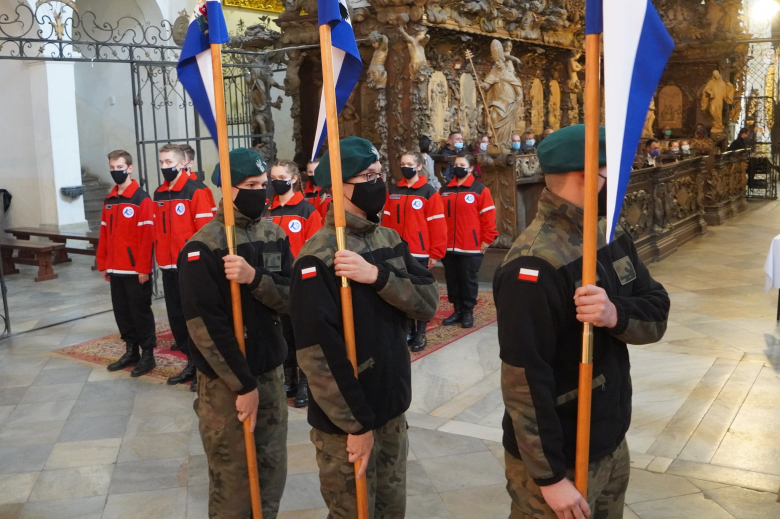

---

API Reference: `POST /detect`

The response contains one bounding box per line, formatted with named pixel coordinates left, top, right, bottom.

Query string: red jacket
left=97, top=180, right=155, bottom=275
left=153, top=173, right=214, bottom=269
left=189, top=170, right=218, bottom=215
left=382, top=177, right=447, bottom=260
left=316, top=191, right=332, bottom=219
left=303, top=181, right=319, bottom=204
left=439, top=175, right=498, bottom=254
left=264, top=191, right=322, bottom=257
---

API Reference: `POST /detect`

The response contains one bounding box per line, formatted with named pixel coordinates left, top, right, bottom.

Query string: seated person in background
left=728, top=127, right=751, bottom=151
left=659, top=140, right=680, bottom=163
left=510, top=133, right=523, bottom=153
left=473, top=134, right=490, bottom=154
left=634, top=139, right=660, bottom=169
left=520, top=132, right=537, bottom=155
left=657, top=125, right=673, bottom=140
left=694, top=123, right=709, bottom=139
left=540, top=127, right=554, bottom=142
left=442, top=131, right=464, bottom=182
left=680, top=139, right=693, bottom=158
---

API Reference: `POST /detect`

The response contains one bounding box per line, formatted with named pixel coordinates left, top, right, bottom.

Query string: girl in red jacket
left=266, top=160, right=322, bottom=407
left=382, top=151, right=447, bottom=351
left=439, top=154, right=498, bottom=328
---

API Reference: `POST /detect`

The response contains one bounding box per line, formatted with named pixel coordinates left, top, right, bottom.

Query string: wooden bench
left=0, top=239, right=65, bottom=282
left=6, top=227, right=100, bottom=270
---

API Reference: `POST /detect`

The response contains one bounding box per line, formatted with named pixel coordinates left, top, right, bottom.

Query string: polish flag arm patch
left=301, top=266, right=317, bottom=280
left=188, top=251, right=201, bottom=262
left=518, top=268, right=539, bottom=282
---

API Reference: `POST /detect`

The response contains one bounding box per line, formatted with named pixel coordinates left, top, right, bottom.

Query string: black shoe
left=169, top=343, right=181, bottom=352
left=131, top=349, right=156, bottom=377
left=410, top=332, right=427, bottom=353
left=295, top=372, right=308, bottom=408
left=442, top=310, right=462, bottom=326
left=461, top=310, right=474, bottom=329
left=167, top=359, right=196, bottom=385
left=107, top=343, right=140, bottom=372
left=284, top=367, right=298, bottom=398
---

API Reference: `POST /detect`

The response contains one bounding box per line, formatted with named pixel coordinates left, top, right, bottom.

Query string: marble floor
left=1, top=200, right=780, bottom=518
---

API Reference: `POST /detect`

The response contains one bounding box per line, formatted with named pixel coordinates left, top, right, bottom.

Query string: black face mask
left=348, top=178, right=386, bottom=222
left=233, top=188, right=267, bottom=220
left=271, top=179, right=292, bottom=196
left=453, top=166, right=470, bottom=179
left=161, top=167, right=179, bottom=183
left=400, top=167, right=417, bottom=180
left=598, top=178, right=608, bottom=217
left=111, top=170, right=129, bottom=185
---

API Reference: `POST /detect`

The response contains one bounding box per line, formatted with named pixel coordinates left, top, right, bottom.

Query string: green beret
left=537, top=125, right=606, bottom=175
left=211, top=148, right=267, bottom=187
left=314, top=136, right=381, bottom=188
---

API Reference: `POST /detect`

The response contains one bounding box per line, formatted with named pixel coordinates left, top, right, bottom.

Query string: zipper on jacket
left=162, top=211, right=167, bottom=234
left=472, top=229, right=479, bottom=247
left=109, top=214, right=113, bottom=234
left=396, top=203, right=400, bottom=225
left=418, top=231, right=425, bottom=251
left=127, top=247, right=135, bottom=267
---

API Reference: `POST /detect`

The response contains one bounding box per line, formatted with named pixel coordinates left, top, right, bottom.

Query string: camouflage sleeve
left=372, top=239, right=439, bottom=322
left=290, top=255, right=376, bottom=434
left=494, top=256, right=569, bottom=486
left=608, top=233, right=670, bottom=345
left=248, top=233, right=292, bottom=315
left=179, top=241, right=257, bottom=395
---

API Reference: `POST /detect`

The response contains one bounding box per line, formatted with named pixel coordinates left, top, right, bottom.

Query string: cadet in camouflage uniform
left=289, top=137, right=439, bottom=518
left=179, top=148, right=292, bottom=519
left=493, top=126, right=670, bottom=519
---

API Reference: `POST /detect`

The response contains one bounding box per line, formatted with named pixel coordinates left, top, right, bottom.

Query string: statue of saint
left=642, top=98, right=656, bottom=139
left=567, top=51, right=583, bottom=125
left=367, top=31, right=388, bottom=90
left=398, top=25, right=430, bottom=80
left=482, top=40, right=524, bottom=148
left=700, top=70, right=735, bottom=133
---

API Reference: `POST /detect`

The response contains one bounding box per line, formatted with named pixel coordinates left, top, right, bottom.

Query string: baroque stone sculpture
left=567, top=51, right=582, bottom=125
left=398, top=24, right=431, bottom=81
left=367, top=31, right=388, bottom=90
left=482, top=39, right=524, bottom=148
left=700, top=70, right=735, bottom=134
left=548, top=73, right=562, bottom=131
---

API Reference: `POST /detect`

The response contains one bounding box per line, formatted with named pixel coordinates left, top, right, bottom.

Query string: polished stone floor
left=1, top=200, right=780, bottom=518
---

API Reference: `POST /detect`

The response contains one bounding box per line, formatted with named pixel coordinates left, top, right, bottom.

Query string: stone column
left=28, top=61, right=88, bottom=230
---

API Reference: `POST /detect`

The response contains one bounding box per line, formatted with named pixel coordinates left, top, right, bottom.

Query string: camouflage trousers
left=311, top=414, right=408, bottom=519
left=194, top=366, right=288, bottom=519
left=505, top=439, right=630, bottom=519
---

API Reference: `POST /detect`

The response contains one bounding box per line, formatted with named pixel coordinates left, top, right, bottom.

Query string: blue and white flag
left=311, top=0, right=363, bottom=160
left=588, top=0, right=674, bottom=242
left=176, top=0, right=229, bottom=145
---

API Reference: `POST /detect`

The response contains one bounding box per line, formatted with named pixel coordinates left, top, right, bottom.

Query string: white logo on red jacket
left=411, top=199, right=423, bottom=210
left=122, top=207, right=135, bottom=218
left=464, top=194, right=475, bottom=204
left=175, top=202, right=186, bottom=215
left=288, top=220, right=302, bottom=233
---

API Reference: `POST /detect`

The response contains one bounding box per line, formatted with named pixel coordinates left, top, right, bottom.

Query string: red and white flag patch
left=188, top=251, right=200, bottom=262
left=518, top=268, right=539, bottom=282
left=301, top=266, right=317, bottom=280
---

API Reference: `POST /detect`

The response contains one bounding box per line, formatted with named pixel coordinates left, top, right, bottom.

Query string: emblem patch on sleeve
left=518, top=268, right=539, bottom=282
left=301, top=266, right=317, bottom=280
left=187, top=251, right=200, bottom=262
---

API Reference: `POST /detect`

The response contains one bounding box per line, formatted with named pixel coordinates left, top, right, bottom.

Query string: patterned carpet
left=48, top=288, right=497, bottom=384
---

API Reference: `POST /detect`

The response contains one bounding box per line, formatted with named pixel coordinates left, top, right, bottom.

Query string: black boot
left=406, top=319, right=416, bottom=345
left=107, top=343, right=140, bottom=372
left=167, top=357, right=196, bottom=385
left=284, top=366, right=298, bottom=398
left=295, top=370, right=309, bottom=408
left=462, top=309, right=474, bottom=329
left=442, top=305, right=462, bottom=326
left=410, top=321, right=428, bottom=353
left=131, top=349, right=156, bottom=377
left=169, top=342, right=181, bottom=352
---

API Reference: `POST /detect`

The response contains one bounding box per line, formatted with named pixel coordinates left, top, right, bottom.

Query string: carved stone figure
left=482, top=39, right=524, bottom=147
left=658, top=85, right=683, bottom=128
left=548, top=75, right=561, bottom=131
left=459, top=73, right=479, bottom=141
left=339, top=99, right=360, bottom=138
left=367, top=31, right=388, bottom=90
left=246, top=57, right=283, bottom=136
left=566, top=51, right=582, bottom=125
left=503, top=41, right=522, bottom=76
left=428, top=71, right=450, bottom=141
left=530, top=78, right=544, bottom=135
left=700, top=70, right=735, bottom=133
left=653, top=183, right=673, bottom=232
left=642, top=98, right=656, bottom=139
left=398, top=25, right=431, bottom=80
left=516, top=9, right=544, bottom=40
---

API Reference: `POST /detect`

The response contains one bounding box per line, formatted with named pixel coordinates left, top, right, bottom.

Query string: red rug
left=48, top=288, right=496, bottom=384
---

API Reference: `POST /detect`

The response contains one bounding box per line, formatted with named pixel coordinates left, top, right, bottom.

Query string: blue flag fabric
left=311, top=0, right=363, bottom=160
left=176, top=0, right=230, bottom=145
left=593, top=0, right=674, bottom=242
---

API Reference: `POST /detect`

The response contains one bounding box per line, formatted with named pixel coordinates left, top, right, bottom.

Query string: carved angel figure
left=367, top=31, right=388, bottom=90
left=566, top=51, right=583, bottom=93
left=398, top=25, right=431, bottom=80
left=503, top=41, right=522, bottom=75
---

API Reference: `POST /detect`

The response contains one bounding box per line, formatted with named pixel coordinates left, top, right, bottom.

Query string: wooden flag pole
left=575, top=33, right=602, bottom=498
left=210, top=42, right=264, bottom=519
left=318, top=23, right=371, bottom=519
